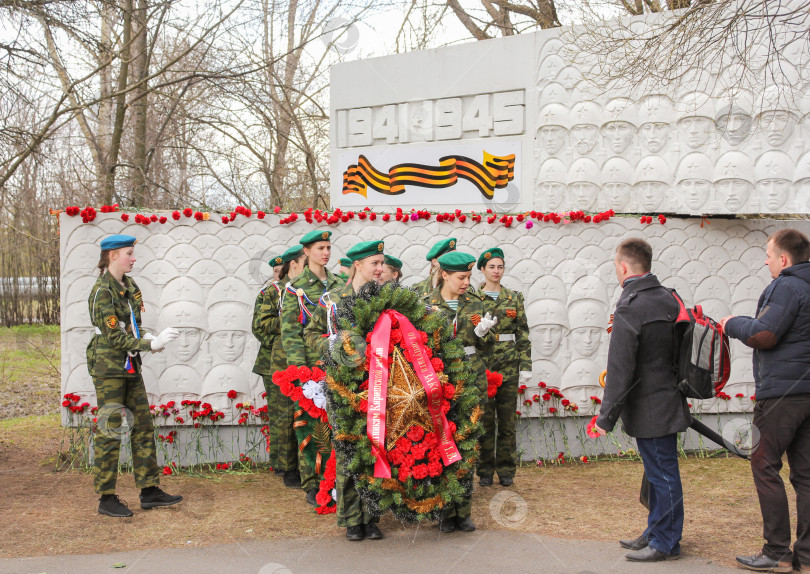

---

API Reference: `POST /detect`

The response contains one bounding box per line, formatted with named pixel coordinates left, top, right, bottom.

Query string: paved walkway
left=0, top=529, right=737, bottom=574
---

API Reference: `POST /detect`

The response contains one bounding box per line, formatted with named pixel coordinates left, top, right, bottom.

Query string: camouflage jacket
left=304, top=281, right=355, bottom=362
left=252, top=281, right=282, bottom=375
left=423, top=287, right=495, bottom=392
left=280, top=266, right=342, bottom=367
left=412, top=276, right=435, bottom=298
left=86, top=271, right=152, bottom=379
left=474, top=286, right=532, bottom=373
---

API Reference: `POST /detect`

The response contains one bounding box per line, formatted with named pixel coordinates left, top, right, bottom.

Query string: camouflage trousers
left=91, top=376, right=160, bottom=495
left=478, top=364, right=518, bottom=479
left=335, top=449, right=378, bottom=527
left=262, top=375, right=297, bottom=472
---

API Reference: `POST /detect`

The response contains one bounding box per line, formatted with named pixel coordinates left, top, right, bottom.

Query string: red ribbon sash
left=366, top=310, right=462, bottom=478
left=367, top=312, right=392, bottom=478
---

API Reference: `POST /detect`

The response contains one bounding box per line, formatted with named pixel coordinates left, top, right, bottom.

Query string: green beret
left=269, top=253, right=284, bottom=266
left=100, top=234, right=137, bottom=250
left=339, top=257, right=352, bottom=267
left=425, top=238, right=457, bottom=261
left=346, top=240, right=384, bottom=262
left=384, top=255, right=402, bottom=270
left=477, top=247, right=505, bottom=269
left=299, top=230, right=332, bottom=245
left=281, top=245, right=304, bottom=263
left=438, top=251, right=476, bottom=272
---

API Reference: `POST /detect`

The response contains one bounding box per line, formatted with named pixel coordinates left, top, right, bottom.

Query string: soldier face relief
left=533, top=325, right=564, bottom=358
left=758, top=111, right=795, bottom=146
left=677, top=116, right=715, bottom=149
left=602, top=121, right=634, bottom=154
left=640, top=122, right=670, bottom=153
left=716, top=178, right=751, bottom=210
left=210, top=330, right=247, bottom=363
left=538, top=125, right=567, bottom=155
left=175, top=327, right=203, bottom=362
left=570, top=124, right=599, bottom=155
left=760, top=179, right=791, bottom=211
left=569, top=326, right=602, bottom=358
left=678, top=179, right=712, bottom=211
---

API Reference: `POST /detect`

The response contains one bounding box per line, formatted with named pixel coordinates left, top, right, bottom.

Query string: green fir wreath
left=324, top=282, right=484, bottom=523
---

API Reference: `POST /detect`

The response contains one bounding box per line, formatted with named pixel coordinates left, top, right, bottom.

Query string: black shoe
left=274, top=468, right=285, bottom=475
left=346, top=525, right=364, bottom=541
left=455, top=516, right=476, bottom=532
left=283, top=470, right=301, bottom=489
left=364, top=523, right=384, bottom=540
left=439, top=519, right=456, bottom=533
left=499, top=476, right=513, bottom=487
left=619, top=534, right=649, bottom=551
left=140, top=486, right=183, bottom=509
left=735, top=550, right=792, bottom=572
left=98, top=494, right=133, bottom=518
left=479, top=475, right=493, bottom=486
left=625, top=546, right=680, bottom=562
left=306, top=488, right=318, bottom=506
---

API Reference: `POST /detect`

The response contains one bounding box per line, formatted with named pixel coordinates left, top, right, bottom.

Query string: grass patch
left=0, top=325, right=60, bottom=420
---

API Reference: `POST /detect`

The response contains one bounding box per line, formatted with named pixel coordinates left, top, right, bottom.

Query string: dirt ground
left=0, top=413, right=791, bottom=569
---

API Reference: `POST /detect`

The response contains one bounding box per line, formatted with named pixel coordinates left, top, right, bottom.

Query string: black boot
left=283, top=470, right=301, bottom=489
left=455, top=516, right=476, bottom=532
left=306, top=488, right=318, bottom=506
left=140, top=486, right=183, bottom=509
left=98, top=494, right=133, bottom=518
left=346, top=525, right=364, bottom=541
left=439, top=518, right=456, bottom=533
left=479, top=475, right=493, bottom=486
left=498, top=476, right=513, bottom=487
left=363, top=523, right=384, bottom=540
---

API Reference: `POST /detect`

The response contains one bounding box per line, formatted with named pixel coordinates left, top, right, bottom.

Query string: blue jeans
left=636, top=434, right=684, bottom=555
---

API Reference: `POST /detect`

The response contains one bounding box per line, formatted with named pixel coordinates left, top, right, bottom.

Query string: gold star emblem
left=321, top=232, right=329, bottom=239
left=377, top=242, right=384, bottom=252
left=385, top=347, right=434, bottom=449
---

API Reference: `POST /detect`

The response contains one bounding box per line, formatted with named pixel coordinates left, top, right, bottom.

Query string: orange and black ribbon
left=342, top=151, right=516, bottom=199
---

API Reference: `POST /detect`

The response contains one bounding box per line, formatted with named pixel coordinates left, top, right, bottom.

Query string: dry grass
left=0, top=413, right=793, bottom=569
left=0, top=326, right=61, bottom=419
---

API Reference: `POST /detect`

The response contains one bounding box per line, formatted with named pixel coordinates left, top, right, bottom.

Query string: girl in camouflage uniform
left=424, top=251, right=497, bottom=533
left=87, top=234, right=183, bottom=517
left=252, top=246, right=306, bottom=486
left=280, top=230, right=342, bottom=505
left=304, top=240, right=385, bottom=541
left=473, top=247, right=532, bottom=487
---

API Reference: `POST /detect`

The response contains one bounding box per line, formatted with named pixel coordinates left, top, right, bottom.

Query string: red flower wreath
left=486, top=369, right=503, bottom=398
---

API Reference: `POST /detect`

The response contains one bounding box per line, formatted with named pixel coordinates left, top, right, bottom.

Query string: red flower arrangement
left=272, top=365, right=329, bottom=421
left=486, top=369, right=503, bottom=398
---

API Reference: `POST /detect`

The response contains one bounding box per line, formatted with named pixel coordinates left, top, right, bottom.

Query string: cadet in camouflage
left=280, top=230, right=342, bottom=503
left=424, top=250, right=497, bottom=533
left=473, top=247, right=532, bottom=487
left=413, top=238, right=456, bottom=297
left=306, top=239, right=385, bottom=541
left=252, top=246, right=306, bottom=481
left=86, top=234, right=183, bottom=518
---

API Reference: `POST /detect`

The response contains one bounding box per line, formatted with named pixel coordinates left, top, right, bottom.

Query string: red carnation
left=357, top=399, right=368, bottom=412
left=406, top=426, right=425, bottom=442
left=257, top=211, right=265, bottom=219
left=222, top=216, right=229, bottom=224
left=430, top=357, right=444, bottom=372
left=183, top=208, right=193, bottom=217
left=172, top=211, right=180, bottom=220
left=443, top=384, right=455, bottom=400
left=427, top=461, right=443, bottom=477
left=194, top=211, right=203, bottom=221
left=273, top=206, right=281, bottom=214
left=411, top=464, right=429, bottom=480
left=227, top=389, right=237, bottom=399
left=120, top=213, right=129, bottom=222
left=162, top=466, right=173, bottom=475
left=149, top=214, right=158, bottom=222
left=159, top=216, right=167, bottom=224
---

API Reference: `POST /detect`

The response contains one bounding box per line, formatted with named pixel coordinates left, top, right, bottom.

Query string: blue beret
left=100, top=234, right=137, bottom=251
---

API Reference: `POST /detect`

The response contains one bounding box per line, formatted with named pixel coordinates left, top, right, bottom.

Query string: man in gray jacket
left=721, top=228, right=810, bottom=574
left=593, top=237, right=690, bottom=562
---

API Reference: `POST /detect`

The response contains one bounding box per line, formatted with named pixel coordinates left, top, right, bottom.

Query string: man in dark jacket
left=593, top=237, right=690, bottom=562
left=721, top=228, right=810, bottom=574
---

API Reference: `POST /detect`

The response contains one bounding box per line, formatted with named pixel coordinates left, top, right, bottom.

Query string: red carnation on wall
left=183, top=208, right=193, bottom=217
left=172, top=211, right=181, bottom=220
left=227, top=389, right=237, bottom=399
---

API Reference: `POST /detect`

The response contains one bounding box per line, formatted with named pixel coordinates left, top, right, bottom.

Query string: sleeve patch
left=106, top=315, right=119, bottom=329
left=506, top=309, right=517, bottom=318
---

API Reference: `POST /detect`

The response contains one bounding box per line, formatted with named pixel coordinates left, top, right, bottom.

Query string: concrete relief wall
left=330, top=28, right=809, bottom=215
left=62, top=213, right=810, bottom=420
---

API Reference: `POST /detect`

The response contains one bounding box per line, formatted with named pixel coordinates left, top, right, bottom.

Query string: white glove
left=474, top=313, right=498, bottom=338
left=143, top=333, right=156, bottom=341
left=151, top=327, right=179, bottom=352
left=519, top=371, right=533, bottom=386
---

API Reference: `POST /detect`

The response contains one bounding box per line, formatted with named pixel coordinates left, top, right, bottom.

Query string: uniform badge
left=506, top=309, right=517, bottom=318
left=321, top=232, right=329, bottom=239
left=296, top=288, right=305, bottom=297
left=275, top=257, right=282, bottom=265
left=377, top=242, right=383, bottom=252
left=484, top=252, right=491, bottom=259
left=449, top=240, right=455, bottom=248
left=467, top=262, right=474, bottom=270
left=106, top=315, right=119, bottom=329
left=470, top=314, right=482, bottom=326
